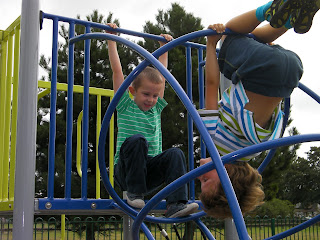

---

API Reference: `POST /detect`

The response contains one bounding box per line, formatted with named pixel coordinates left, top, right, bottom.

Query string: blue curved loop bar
left=264, top=215, right=320, bottom=240
left=70, top=30, right=320, bottom=240
left=194, top=218, right=216, bottom=240
left=71, top=30, right=226, bottom=224
left=71, top=30, right=250, bottom=239
left=298, top=82, right=320, bottom=103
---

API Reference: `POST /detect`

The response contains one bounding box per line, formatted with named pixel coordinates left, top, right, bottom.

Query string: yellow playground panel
left=0, top=16, right=20, bottom=212
left=0, top=17, right=116, bottom=214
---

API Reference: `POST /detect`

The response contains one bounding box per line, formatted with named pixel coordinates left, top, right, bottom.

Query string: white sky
left=1, top=0, right=320, bottom=158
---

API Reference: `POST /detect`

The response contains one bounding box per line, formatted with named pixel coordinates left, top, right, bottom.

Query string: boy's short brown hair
left=132, top=66, right=163, bottom=90
left=200, top=162, right=265, bottom=219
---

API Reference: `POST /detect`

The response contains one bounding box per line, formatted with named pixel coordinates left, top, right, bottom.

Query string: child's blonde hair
left=132, top=66, right=163, bottom=89
left=200, top=162, right=265, bottom=219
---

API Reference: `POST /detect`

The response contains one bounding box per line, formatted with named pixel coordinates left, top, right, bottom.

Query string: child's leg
left=146, top=148, right=198, bottom=218
left=118, top=134, right=148, bottom=194
left=225, top=9, right=261, bottom=34
left=225, top=8, right=288, bottom=43
left=146, top=148, right=188, bottom=204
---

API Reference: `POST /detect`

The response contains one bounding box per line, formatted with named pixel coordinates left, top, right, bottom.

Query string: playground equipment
left=1, top=0, right=320, bottom=239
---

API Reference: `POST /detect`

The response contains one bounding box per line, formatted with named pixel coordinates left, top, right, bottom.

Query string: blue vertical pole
left=198, top=48, right=206, bottom=158
left=13, top=0, right=39, bottom=238
left=47, top=17, right=59, bottom=200
left=65, top=22, right=75, bottom=199
left=81, top=25, right=91, bottom=199
left=198, top=48, right=204, bottom=109
left=186, top=46, right=195, bottom=200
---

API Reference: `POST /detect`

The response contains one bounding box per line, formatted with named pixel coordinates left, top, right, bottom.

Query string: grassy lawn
left=1, top=225, right=319, bottom=240
left=1, top=218, right=319, bottom=240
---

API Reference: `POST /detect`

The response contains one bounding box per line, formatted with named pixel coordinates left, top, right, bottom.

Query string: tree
left=278, top=146, right=320, bottom=208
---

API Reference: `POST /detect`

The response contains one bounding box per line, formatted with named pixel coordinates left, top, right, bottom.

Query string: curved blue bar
left=112, top=202, right=207, bottom=224
left=264, top=214, right=320, bottom=240
left=71, top=29, right=249, bottom=240
left=67, top=32, right=208, bottom=224
left=48, top=17, right=59, bottom=200
left=299, top=82, right=320, bottom=103
left=194, top=218, right=216, bottom=240
left=70, top=30, right=320, bottom=240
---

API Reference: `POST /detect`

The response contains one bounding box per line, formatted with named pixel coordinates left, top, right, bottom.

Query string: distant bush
left=251, top=198, right=295, bottom=218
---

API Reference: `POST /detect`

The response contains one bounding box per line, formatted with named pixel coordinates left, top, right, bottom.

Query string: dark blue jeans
left=218, top=35, right=303, bottom=98
left=114, top=134, right=188, bottom=204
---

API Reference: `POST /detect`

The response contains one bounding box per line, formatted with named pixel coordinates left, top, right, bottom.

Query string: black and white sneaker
left=165, top=202, right=199, bottom=218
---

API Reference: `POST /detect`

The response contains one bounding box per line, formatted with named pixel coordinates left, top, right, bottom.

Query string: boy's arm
left=205, top=25, right=224, bottom=110
left=158, top=34, right=173, bottom=98
left=106, top=23, right=124, bottom=93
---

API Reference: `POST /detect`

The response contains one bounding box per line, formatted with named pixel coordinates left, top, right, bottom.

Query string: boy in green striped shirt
left=106, top=23, right=198, bottom=218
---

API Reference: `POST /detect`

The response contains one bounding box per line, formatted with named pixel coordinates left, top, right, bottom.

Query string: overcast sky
left=1, top=0, right=320, bottom=158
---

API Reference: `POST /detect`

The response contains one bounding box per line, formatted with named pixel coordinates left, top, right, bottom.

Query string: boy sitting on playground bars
left=106, top=23, right=199, bottom=218
left=198, top=0, right=319, bottom=219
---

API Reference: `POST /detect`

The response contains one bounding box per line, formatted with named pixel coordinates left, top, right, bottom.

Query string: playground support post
left=12, top=0, right=39, bottom=239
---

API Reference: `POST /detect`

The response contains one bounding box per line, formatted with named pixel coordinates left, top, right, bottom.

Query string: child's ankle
left=256, top=1, right=273, bottom=22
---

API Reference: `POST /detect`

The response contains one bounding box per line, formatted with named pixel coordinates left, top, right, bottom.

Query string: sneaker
left=126, top=192, right=145, bottom=209
left=165, top=202, right=199, bottom=218
left=290, top=8, right=300, bottom=28
left=293, top=0, right=320, bottom=33
left=264, top=0, right=285, bottom=22
left=269, top=0, right=302, bottom=28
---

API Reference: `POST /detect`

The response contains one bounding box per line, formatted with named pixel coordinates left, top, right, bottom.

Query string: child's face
left=198, top=158, right=220, bottom=194
left=130, top=78, right=162, bottom=112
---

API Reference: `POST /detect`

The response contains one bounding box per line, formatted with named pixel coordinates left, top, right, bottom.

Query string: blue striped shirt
left=199, top=81, right=283, bottom=161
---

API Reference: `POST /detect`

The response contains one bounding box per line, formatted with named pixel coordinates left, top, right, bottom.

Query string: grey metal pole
left=12, top=0, right=39, bottom=239
left=123, top=191, right=133, bottom=240
left=225, top=218, right=240, bottom=240
left=219, top=41, right=240, bottom=240
left=221, top=74, right=239, bottom=240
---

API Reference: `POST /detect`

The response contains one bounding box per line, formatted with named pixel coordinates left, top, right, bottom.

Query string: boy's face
left=129, top=78, right=162, bottom=112
left=198, top=158, right=220, bottom=194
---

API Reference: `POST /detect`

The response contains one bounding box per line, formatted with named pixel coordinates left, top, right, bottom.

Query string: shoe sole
left=294, top=1, right=320, bottom=33
left=127, top=200, right=145, bottom=209
left=270, top=0, right=302, bottom=28
left=126, top=195, right=145, bottom=209
left=168, top=203, right=199, bottom=218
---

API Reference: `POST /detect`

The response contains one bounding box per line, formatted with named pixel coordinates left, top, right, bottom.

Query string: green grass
left=1, top=219, right=319, bottom=240
left=1, top=226, right=319, bottom=240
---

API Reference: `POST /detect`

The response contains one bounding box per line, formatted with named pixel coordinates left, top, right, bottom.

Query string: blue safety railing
left=39, top=11, right=212, bottom=208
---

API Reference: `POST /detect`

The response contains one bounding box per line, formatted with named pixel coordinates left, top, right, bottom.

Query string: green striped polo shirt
left=114, top=91, right=168, bottom=165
